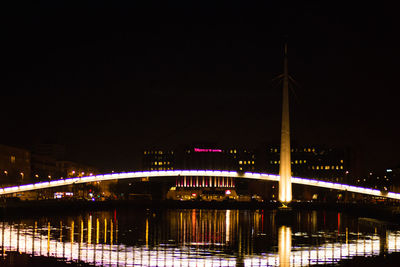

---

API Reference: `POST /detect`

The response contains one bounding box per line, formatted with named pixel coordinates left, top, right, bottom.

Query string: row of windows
left=270, top=148, right=317, bottom=153
left=270, top=160, right=343, bottom=165
left=239, top=161, right=255, bottom=165
left=152, top=161, right=171, bottom=166
left=270, top=160, right=308, bottom=164
left=311, top=166, right=344, bottom=170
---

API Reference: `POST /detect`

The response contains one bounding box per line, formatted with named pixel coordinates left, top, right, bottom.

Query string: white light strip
left=0, top=170, right=399, bottom=199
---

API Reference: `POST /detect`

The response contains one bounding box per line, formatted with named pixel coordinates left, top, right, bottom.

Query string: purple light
left=194, top=148, right=222, bottom=153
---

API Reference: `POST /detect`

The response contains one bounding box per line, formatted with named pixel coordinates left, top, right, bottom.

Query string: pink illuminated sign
left=194, top=148, right=222, bottom=153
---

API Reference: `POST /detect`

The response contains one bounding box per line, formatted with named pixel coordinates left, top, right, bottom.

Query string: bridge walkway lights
left=0, top=170, right=399, bottom=200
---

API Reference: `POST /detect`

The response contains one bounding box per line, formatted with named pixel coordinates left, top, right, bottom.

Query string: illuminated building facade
left=142, top=145, right=257, bottom=200
left=142, top=149, right=175, bottom=171
left=266, top=145, right=349, bottom=183
left=0, top=144, right=31, bottom=185
left=142, top=146, right=256, bottom=172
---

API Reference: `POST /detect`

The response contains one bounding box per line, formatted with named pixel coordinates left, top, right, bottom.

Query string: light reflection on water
left=0, top=209, right=399, bottom=266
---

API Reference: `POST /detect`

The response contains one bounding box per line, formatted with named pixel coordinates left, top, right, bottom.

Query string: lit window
left=159, top=151, right=163, bottom=155
left=244, top=161, right=247, bottom=165
left=234, top=150, right=237, bottom=154
left=312, top=166, right=315, bottom=170
left=252, top=161, right=254, bottom=164
left=230, top=150, right=233, bottom=153
left=316, top=166, right=319, bottom=170
left=274, top=161, right=277, bottom=164
left=340, top=160, right=344, bottom=163
left=299, top=160, right=302, bottom=164
left=274, top=149, right=278, bottom=153
left=144, top=151, right=147, bottom=155
left=312, top=148, right=315, bottom=152
left=159, top=162, right=163, bottom=166
left=336, top=166, right=339, bottom=170
left=304, top=160, right=307, bottom=163
left=248, top=161, right=251, bottom=164
left=239, top=161, right=242, bottom=165
left=10, top=156, right=16, bottom=164
left=154, top=162, right=158, bottom=165
left=295, top=160, right=298, bottom=164
left=308, top=148, right=311, bottom=152
left=340, top=166, right=343, bottom=169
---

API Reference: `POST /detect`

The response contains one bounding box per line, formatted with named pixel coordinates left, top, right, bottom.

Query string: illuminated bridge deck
left=0, top=170, right=399, bottom=200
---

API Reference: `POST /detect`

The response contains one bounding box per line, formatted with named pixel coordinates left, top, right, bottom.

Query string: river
left=0, top=208, right=399, bottom=266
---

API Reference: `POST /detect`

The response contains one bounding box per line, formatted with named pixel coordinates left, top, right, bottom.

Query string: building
left=360, top=167, right=400, bottom=192
left=142, top=145, right=256, bottom=172
left=0, top=144, right=31, bottom=186
left=56, top=160, right=98, bottom=178
left=265, top=145, right=350, bottom=183
left=32, top=143, right=65, bottom=160
left=31, top=154, right=57, bottom=181
left=389, top=167, right=400, bottom=193
left=142, top=145, right=258, bottom=201
left=142, top=149, right=175, bottom=171
left=141, top=144, right=353, bottom=201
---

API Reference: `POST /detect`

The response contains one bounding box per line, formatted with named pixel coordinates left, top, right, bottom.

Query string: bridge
left=1, top=169, right=399, bottom=200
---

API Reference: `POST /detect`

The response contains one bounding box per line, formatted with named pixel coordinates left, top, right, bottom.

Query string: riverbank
left=1, top=199, right=399, bottom=224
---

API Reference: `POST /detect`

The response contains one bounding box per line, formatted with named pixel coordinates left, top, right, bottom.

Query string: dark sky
left=3, top=1, right=400, bottom=173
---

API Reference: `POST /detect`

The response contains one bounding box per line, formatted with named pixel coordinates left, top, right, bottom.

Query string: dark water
left=0, top=208, right=399, bottom=266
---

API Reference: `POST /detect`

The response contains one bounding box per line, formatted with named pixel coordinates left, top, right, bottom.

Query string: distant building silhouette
left=0, top=144, right=31, bottom=185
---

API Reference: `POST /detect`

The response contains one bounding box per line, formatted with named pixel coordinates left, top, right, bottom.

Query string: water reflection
left=0, top=209, right=399, bottom=266
left=279, top=225, right=291, bottom=267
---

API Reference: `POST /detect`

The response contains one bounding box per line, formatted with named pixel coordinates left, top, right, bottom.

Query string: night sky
left=3, top=1, right=400, bottom=173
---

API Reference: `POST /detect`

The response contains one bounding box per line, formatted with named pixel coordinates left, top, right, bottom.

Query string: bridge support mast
left=279, top=43, right=292, bottom=205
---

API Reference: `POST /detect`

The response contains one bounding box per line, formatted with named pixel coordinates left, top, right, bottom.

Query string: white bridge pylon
left=1, top=170, right=399, bottom=200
